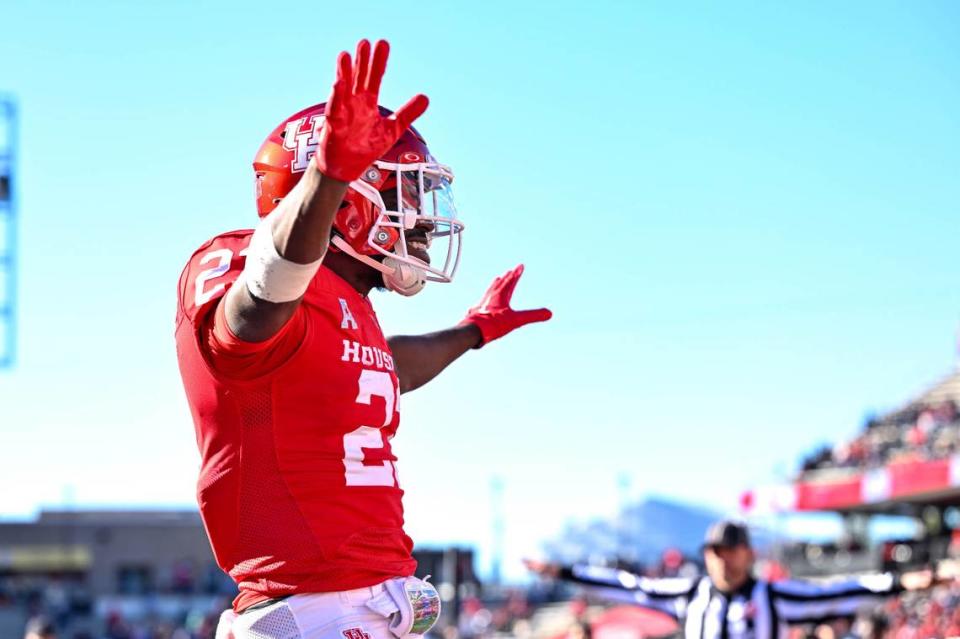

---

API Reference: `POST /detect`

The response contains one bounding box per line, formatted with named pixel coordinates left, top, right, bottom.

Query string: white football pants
left=215, top=582, right=408, bottom=639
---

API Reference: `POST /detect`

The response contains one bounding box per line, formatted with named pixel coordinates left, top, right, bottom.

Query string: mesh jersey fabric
left=176, top=230, right=416, bottom=612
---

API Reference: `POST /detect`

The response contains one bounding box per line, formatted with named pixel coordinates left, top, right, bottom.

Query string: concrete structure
left=0, top=509, right=227, bottom=597
left=0, top=509, right=479, bottom=635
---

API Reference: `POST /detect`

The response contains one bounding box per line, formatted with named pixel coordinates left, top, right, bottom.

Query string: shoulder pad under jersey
left=177, top=229, right=253, bottom=326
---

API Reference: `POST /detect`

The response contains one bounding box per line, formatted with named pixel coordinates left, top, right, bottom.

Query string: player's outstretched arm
left=388, top=265, right=551, bottom=393
left=224, top=39, right=428, bottom=343
left=388, top=324, right=480, bottom=394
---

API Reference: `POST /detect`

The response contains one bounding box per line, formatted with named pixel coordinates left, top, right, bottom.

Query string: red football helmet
left=253, top=103, right=463, bottom=296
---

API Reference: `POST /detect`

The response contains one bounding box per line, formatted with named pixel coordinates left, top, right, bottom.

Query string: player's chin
left=406, top=246, right=432, bottom=265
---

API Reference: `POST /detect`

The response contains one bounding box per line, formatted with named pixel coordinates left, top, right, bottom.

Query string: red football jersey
left=175, top=229, right=416, bottom=612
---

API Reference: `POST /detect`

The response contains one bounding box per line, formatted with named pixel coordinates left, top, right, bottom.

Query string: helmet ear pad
left=332, top=191, right=400, bottom=256
left=381, top=257, right=426, bottom=297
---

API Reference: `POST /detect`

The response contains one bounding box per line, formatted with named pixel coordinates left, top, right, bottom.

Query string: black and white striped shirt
left=560, top=564, right=901, bottom=639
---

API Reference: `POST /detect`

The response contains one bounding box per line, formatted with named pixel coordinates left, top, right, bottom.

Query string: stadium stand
left=744, top=371, right=960, bottom=514
left=743, top=367, right=960, bottom=638
left=800, top=373, right=960, bottom=479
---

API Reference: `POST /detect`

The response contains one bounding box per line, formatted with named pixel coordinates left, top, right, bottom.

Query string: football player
left=175, top=39, right=551, bottom=639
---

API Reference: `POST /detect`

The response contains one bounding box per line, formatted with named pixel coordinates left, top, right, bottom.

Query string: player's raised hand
left=315, top=39, right=429, bottom=183
left=460, top=265, right=552, bottom=347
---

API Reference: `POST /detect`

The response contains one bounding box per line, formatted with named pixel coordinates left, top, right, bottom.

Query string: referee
left=526, top=520, right=937, bottom=639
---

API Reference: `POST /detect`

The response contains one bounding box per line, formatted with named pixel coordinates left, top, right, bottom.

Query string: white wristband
left=241, top=212, right=323, bottom=303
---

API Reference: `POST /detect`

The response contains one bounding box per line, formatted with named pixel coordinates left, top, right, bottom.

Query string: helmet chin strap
left=330, top=236, right=426, bottom=297
left=381, top=257, right=426, bottom=297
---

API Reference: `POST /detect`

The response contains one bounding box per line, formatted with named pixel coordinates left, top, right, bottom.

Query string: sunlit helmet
left=253, top=103, right=464, bottom=295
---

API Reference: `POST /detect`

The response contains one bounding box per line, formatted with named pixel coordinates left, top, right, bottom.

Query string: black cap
left=703, top=520, right=751, bottom=549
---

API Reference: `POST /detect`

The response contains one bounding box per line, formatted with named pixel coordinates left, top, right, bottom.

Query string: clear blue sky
left=1, top=1, right=959, bottom=580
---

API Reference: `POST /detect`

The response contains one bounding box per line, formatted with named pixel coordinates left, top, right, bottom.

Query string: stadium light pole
left=617, top=472, right=631, bottom=562
left=490, top=476, right=504, bottom=585
left=0, top=96, right=17, bottom=370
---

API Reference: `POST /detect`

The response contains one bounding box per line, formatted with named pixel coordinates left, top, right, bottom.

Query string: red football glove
left=315, top=39, right=429, bottom=183
left=460, top=265, right=553, bottom=348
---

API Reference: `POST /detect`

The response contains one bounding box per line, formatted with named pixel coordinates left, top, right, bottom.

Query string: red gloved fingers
left=353, top=39, right=371, bottom=94
left=461, top=266, right=552, bottom=347
left=500, top=264, right=524, bottom=303
left=483, top=265, right=522, bottom=309
left=488, top=273, right=506, bottom=293
left=484, top=269, right=511, bottom=303
left=513, top=307, right=553, bottom=326
left=366, top=39, right=389, bottom=95
left=316, top=38, right=429, bottom=182
left=461, top=306, right=554, bottom=347
left=338, top=49, right=352, bottom=83
left=475, top=277, right=503, bottom=312
left=392, top=94, right=429, bottom=132
left=327, top=51, right=352, bottom=114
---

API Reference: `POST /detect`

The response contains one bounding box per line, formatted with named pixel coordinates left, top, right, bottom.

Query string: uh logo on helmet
left=252, top=103, right=464, bottom=296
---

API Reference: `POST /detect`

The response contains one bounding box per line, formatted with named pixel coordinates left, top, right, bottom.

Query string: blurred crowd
left=447, top=580, right=960, bottom=639
left=12, top=552, right=960, bottom=639
left=21, top=610, right=222, bottom=639
left=17, top=581, right=960, bottom=639
left=876, top=581, right=960, bottom=639
left=1, top=562, right=232, bottom=639
left=800, top=401, right=960, bottom=477
left=783, top=581, right=960, bottom=639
